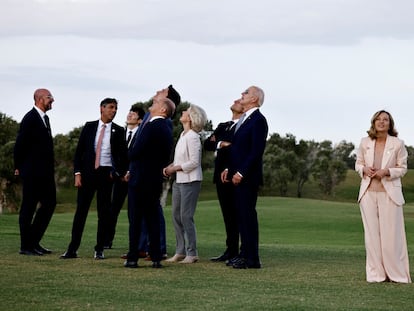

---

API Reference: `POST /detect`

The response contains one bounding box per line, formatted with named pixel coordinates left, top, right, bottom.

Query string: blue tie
left=234, top=113, right=246, bottom=132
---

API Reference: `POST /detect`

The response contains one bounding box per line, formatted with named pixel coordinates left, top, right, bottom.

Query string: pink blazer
left=355, top=135, right=407, bottom=205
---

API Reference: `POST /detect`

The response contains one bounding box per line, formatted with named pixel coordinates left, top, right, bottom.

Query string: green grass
left=1, top=197, right=414, bottom=310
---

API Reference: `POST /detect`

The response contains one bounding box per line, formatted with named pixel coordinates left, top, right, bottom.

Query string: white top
left=95, top=120, right=113, bottom=167
left=173, top=129, right=203, bottom=183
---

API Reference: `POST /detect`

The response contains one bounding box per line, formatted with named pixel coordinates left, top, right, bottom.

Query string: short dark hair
left=100, top=98, right=118, bottom=106
left=167, top=85, right=181, bottom=107
left=130, top=105, right=145, bottom=120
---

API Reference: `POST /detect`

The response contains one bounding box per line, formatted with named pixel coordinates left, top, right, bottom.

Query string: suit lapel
left=235, top=109, right=259, bottom=133
left=381, top=135, right=394, bottom=168
left=365, top=139, right=375, bottom=167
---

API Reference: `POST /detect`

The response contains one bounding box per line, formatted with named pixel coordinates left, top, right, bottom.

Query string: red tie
left=95, top=124, right=106, bottom=169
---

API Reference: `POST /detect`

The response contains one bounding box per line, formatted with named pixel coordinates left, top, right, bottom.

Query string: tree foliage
left=0, top=113, right=20, bottom=212
left=311, top=140, right=349, bottom=195
left=2, top=108, right=414, bottom=212
left=263, top=135, right=354, bottom=197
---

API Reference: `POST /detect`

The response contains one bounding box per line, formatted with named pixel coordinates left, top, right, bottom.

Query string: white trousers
left=360, top=191, right=411, bottom=283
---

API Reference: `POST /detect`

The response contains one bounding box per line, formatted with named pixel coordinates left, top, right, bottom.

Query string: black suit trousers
left=234, top=182, right=259, bottom=263
left=127, top=184, right=161, bottom=262
left=216, top=181, right=239, bottom=257
left=19, top=175, right=56, bottom=250
left=106, top=178, right=128, bottom=244
left=68, top=167, right=113, bottom=253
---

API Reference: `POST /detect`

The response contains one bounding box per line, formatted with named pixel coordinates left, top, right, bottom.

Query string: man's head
left=149, top=98, right=176, bottom=119
left=152, top=85, right=181, bottom=107
left=230, top=99, right=244, bottom=120
left=100, top=98, right=118, bottom=123
left=240, top=86, right=265, bottom=110
left=126, top=105, right=145, bottom=127
left=167, top=85, right=181, bottom=107
left=34, top=88, right=54, bottom=113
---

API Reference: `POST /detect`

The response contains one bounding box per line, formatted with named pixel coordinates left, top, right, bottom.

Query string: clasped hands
left=364, top=166, right=389, bottom=179
left=220, top=169, right=243, bottom=186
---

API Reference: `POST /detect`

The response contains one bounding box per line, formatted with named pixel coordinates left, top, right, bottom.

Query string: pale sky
left=1, top=0, right=414, bottom=147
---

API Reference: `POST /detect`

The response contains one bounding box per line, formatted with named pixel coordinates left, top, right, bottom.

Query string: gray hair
left=188, top=104, right=207, bottom=133
left=162, top=98, right=176, bottom=118
left=251, top=86, right=265, bottom=107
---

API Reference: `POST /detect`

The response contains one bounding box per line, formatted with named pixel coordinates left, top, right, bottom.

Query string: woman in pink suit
left=356, top=110, right=411, bottom=283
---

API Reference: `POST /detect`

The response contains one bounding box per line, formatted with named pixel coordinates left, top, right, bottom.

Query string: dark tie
left=95, top=124, right=106, bottom=169
left=126, top=130, right=133, bottom=147
left=44, top=115, right=51, bottom=135
left=226, top=120, right=234, bottom=131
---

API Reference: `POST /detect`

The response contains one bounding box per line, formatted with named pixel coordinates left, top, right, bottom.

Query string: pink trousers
left=360, top=191, right=411, bottom=283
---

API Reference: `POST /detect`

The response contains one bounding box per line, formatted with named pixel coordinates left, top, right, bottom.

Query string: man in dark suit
left=221, top=86, right=268, bottom=269
left=124, top=97, right=176, bottom=269
left=105, top=105, right=145, bottom=250
left=127, top=85, right=181, bottom=261
left=14, top=88, right=56, bottom=256
left=204, top=99, right=244, bottom=262
left=60, top=98, right=128, bottom=260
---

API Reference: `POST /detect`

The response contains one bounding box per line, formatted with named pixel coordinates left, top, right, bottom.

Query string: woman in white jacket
left=164, top=104, right=207, bottom=264
left=355, top=110, right=411, bottom=283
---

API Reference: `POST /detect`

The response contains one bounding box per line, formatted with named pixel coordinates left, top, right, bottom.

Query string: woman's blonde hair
left=367, top=110, right=398, bottom=139
left=188, top=104, right=207, bottom=133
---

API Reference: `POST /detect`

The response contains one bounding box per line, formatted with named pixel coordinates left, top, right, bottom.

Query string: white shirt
left=240, top=107, right=259, bottom=125
left=126, top=126, right=138, bottom=148
left=34, top=105, right=48, bottom=127
left=95, top=120, right=112, bottom=167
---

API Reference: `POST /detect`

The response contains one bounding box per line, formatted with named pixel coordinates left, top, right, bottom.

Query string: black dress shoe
left=34, top=245, right=52, bottom=254
left=19, top=249, right=43, bottom=256
left=124, top=260, right=138, bottom=268
left=60, top=251, right=78, bottom=259
left=94, top=251, right=105, bottom=260
left=226, top=256, right=241, bottom=266
left=232, top=258, right=261, bottom=269
left=152, top=261, right=163, bottom=268
left=210, top=253, right=230, bottom=262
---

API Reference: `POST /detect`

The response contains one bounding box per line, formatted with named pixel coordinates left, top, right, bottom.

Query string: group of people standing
left=13, top=86, right=412, bottom=279
left=13, top=84, right=268, bottom=270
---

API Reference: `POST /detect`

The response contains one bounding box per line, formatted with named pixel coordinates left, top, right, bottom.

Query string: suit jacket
left=128, top=117, right=173, bottom=190
left=229, top=109, right=268, bottom=187
left=355, top=135, right=407, bottom=205
left=14, top=108, right=54, bottom=179
left=173, top=129, right=203, bottom=183
left=73, top=120, right=128, bottom=179
left=204, top=121, right=235, bottom=183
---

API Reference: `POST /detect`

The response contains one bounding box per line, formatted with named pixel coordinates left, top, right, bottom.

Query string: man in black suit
left=105, top=105, right=145, bottom=250
left=124, top=97, right=176, bottom=268
left=221, top=86, right=268, bottom=269
left=60, top=98, right=128, bottom=260
left=204, top=99, right=244, bottom=262
left=14, top=88, right=56, bottom=256
left=127, top=85, right=181, bottom=261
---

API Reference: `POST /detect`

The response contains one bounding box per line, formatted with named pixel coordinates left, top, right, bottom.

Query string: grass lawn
left=1, top=197, right=414, bottom=310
